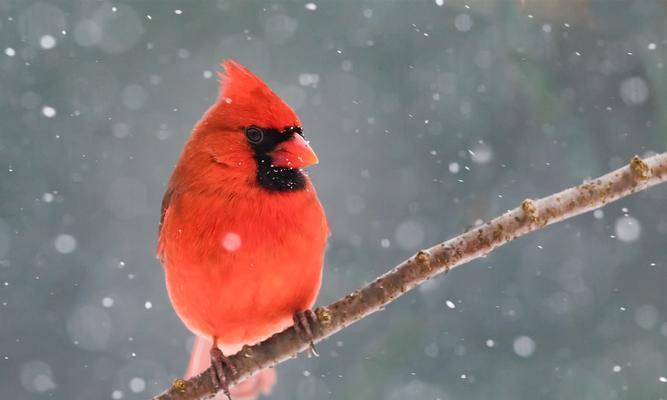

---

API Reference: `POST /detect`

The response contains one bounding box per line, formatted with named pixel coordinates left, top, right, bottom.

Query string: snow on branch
left=153, top=152, right=667, bottom=400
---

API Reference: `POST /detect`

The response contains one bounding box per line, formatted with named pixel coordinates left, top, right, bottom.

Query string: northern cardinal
left=157, top=60, right=328, bottom=399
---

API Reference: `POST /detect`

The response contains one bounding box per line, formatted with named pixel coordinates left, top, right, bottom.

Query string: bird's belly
left=164, top=237, right=324, bottom=347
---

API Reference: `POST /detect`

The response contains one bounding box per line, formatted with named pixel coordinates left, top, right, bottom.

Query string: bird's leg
left=209, top=337, right=237, bottom=400
left=293, top=309, right=319, bottom=357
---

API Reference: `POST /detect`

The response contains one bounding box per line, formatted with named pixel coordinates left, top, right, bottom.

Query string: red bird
left=157, top=60, right=328, bottom=398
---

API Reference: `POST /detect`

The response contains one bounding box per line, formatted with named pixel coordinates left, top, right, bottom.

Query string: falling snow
left=54, top=234, right=77, bottom=254
left=129, top=377, right=146, bottom=393
left=620, top=77, right=649, bottom=106
left=39, top=35, right=56, bottom=49
left=615, top=216, right=641, bottom=242
left=454, top=14, right=472, bottom=32
left=513, top=336, right=536, bottom=358
left=41, top=106, right=56, bottom=118
left=2, top=2, right=666, bottom=399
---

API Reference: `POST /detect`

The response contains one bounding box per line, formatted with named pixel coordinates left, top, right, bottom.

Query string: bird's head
left=185, top=60, right=318, bottom=192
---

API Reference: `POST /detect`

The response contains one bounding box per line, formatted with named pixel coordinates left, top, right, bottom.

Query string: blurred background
left=2, top=0, right=667, bottom=399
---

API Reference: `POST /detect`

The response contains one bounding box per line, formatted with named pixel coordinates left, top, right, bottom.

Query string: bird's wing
left=156, top=186, right=175, bottom=261
left=159, top=187, right=173, bottom=235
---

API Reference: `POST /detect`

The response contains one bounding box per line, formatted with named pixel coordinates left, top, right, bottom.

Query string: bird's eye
left=245, top=126, right=264, bottom=144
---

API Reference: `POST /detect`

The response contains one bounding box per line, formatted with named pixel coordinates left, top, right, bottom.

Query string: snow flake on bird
left=221, top=232, right=242, bottom=252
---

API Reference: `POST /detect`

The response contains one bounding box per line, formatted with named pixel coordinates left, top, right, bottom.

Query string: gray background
left=2, top=0, right=667, bottom=399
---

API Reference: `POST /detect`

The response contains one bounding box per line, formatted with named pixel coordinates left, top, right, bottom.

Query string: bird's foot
left=293, top=309, right=319, bottom=357
left=210, top=346, right=237, bottom=400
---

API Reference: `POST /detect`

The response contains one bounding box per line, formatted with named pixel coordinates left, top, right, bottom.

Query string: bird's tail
left=186, top=336, right=277, bottom=400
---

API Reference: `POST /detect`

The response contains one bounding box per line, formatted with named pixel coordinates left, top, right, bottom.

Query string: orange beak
left=271, top=134, right=319, bottom=168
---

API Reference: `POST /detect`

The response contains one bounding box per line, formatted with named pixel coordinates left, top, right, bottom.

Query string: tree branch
left=153, top=153, right=667, bottom=400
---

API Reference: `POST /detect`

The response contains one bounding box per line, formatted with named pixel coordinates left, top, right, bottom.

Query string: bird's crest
left=212, top=60, right=300, bottom=129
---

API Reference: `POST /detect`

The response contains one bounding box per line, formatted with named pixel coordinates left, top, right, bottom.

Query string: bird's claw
left=210, top=347, right=237, bottom=400
left=293, top=309, right=319, bottom=357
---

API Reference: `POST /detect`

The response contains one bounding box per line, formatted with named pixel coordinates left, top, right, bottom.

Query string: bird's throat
left=254, top=155, right=307, bottom=192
